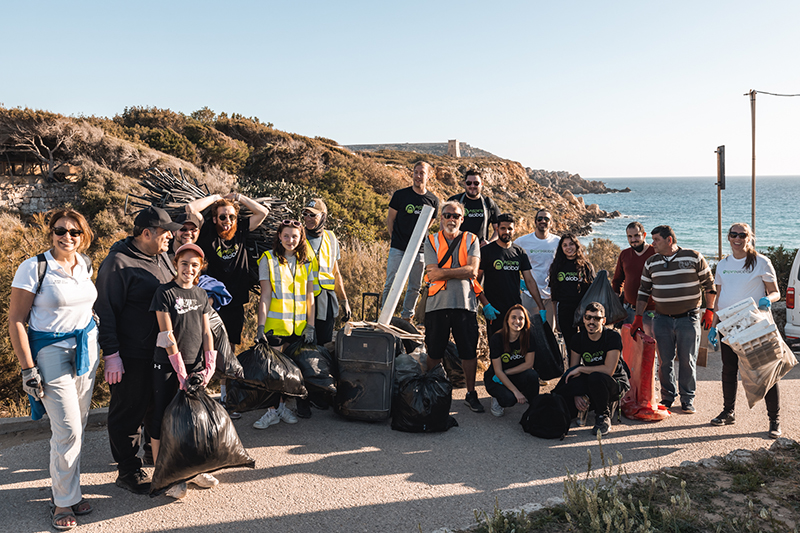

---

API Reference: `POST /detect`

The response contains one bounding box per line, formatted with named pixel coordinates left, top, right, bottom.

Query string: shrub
left=587, top=238, right=621, bottom=274
left=763, top=245, right=797, bottom=298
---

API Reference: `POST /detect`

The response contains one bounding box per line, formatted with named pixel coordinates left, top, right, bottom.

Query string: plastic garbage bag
left=572, top=270, right=627, bottom=327
left=390, top=317, right=423, bottom=354
left=224, top=379, right=278, bottom=413
left=620, top=325, right=670, bottom=421
left=519, top=393, right=571, bottom=440
left=237, top=342, right=307, bottom=398
left=735, top=332, right=797, bottom=408
left=393, top=350, right=428, bottom=398
left=529, top=316, right=565, bottom=380
left=208, top=309, right=244, bottom=379
left=151, top=374, right=255, bottom=495
left=441, top=342, right=466, bottom=389
left=391, top=364, right=458, bottom=433
left=288, top=341, right=337, bottom=395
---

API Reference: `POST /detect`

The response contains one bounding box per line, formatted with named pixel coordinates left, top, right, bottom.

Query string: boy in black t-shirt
left=554, top=302, right=630, bottom=436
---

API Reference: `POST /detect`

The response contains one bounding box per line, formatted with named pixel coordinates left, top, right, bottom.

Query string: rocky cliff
left=527, top=169, right=630, bottom=195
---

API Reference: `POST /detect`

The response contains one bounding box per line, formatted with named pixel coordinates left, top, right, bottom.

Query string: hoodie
left=95, top=237, right=176, bottom=360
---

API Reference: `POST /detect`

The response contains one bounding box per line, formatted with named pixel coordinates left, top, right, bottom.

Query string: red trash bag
left=620, top=324, right=670, bottom=421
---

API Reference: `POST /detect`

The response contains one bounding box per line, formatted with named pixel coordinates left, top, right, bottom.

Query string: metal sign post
left=715, top=145, right=725, bottom=260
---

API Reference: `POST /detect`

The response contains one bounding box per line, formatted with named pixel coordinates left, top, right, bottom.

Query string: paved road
left=1, top=351, right=798, bottom=533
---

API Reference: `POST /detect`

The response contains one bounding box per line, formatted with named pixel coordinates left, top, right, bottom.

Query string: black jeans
left=315, top=292, right=336, bottom=345
left=108, top=357, right=154, bottom=475
left=555, top=369, right=620, bottom=419
left=720, top=341, right=779, bottom=420
left=484, top=368, right=540, bottom=407
left=556, top=301, right=580, bottom=354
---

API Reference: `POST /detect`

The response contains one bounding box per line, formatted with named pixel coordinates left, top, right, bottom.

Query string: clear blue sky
left=3, top=1, right=798, bottom=178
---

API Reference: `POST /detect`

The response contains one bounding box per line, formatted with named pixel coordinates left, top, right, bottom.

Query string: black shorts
left=424, top=309, right=478, bottom=361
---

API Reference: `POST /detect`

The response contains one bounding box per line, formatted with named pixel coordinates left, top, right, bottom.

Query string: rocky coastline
left=527, top=168, right=631, bottom=194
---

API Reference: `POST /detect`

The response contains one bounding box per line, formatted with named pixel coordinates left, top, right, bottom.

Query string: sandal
left=71, top=498, right=93, bottom=516
left=49, top=502, right=77, bottom=531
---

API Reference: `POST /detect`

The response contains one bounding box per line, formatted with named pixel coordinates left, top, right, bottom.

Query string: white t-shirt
left=715, top=253, right=777, bottom=310
left=12, top=250, right=98, bottom=349
left=514, top=232, right=560, bottom=299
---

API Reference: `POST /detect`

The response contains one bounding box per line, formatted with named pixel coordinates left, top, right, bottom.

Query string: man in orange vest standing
left=423, top=200, right=485, bottom=412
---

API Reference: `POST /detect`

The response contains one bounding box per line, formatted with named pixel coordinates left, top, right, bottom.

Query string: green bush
left=763, top=245, right=797, bottom=297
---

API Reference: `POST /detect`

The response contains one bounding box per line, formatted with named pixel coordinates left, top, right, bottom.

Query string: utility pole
left=748, top=89, right=756, bottom=232
left=715, top=146, right=725, bottom=260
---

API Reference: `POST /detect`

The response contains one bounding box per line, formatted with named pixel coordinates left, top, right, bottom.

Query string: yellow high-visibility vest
left=307, top=230, right=336, bottom=292
left=257, top=250, right=311, bottom=337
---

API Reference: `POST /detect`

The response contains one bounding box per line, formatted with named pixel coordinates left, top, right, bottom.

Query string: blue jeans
left=653, top=309, right=701, bottom=407
left=623, top=305, right=655, bottom=338
left=382, top=247, right=425, bottom=320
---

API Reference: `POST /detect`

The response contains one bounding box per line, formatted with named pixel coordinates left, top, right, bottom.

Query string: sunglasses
left=584, top=315, right=605, bottom=322
left=302, top=211, right=319, bottom=218
left=465, top=181, right=480, bottom=186
left=536, top=216, right=550, bottom=222
left=282, top=219, right=302, bottom=228
left=178, top=226, right=199, bottom=233
left=53, top=227, right=84, bottom=237
left=729, top=231, right=748, bottom=239
left=217, top=214, right=235, bottom=221
left=442, top=212, right=462, bottom=220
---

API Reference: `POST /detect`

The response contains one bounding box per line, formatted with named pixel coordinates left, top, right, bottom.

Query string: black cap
left=134, top=206, right=182, bottom=232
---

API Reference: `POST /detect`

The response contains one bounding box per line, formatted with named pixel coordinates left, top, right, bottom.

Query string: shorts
left=424, top=309, right=478, bottom=361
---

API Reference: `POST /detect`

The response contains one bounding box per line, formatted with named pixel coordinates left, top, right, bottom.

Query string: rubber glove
left=758, top=297, right=771, bottom=310
left=203, top=350, right=217, bottom=386
left=483, top=303, right=500, bottom=321
left=708, top=327, right=719, bottom=349
left=303, top=325, right=317, bottom=345
left=256, top=326, right=267, bottom=344
left=539, top=310, right=547, bottom=323
left=167, top=352, right=188, bottom=391
left=21, top=367, right=44, bottom=400
left=492, top=375, right=502, bottom=384
left=701, top=309, right=714, bottom=330
left=631, top=315, right=644, bottom=339
left=341, top=300, right=352, bottom=323
left=103, top=352, right=125, bottom=384
left=520, top=279, right=528, bottom=293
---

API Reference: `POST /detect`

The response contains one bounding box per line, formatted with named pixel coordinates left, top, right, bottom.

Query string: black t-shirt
left=197, top=216, right=251, bottom=300
left=488, top=330, right=536, bottom=375
left=570, top=329, right=629, bottom=391
left=389, top=187, right=439, bottom=252
left=550, top=258, right=591, bottom=305
left=479, top=242, right=531, bottom=313
left=150, top=281, right=212, bottom=366
left=447, top=193, right=500, bottom=242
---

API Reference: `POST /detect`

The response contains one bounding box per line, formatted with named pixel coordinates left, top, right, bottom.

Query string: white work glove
left=22, top=367, right=44, bottom=400
left=156, top=330, right=176, bottom=349
left=104, top=352, right=125, bottom=385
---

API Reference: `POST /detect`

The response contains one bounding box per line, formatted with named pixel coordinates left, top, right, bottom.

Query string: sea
left=578, top=175, right=799, bottom=262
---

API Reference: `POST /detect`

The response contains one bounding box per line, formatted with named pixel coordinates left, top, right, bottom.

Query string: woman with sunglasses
left=253, top=219, right=316, bottom=429
left=708, top=223, right=781, bottom=438
left=9, top=209, right=98, bottom=531
left=549, top=233, right=595, bottom=353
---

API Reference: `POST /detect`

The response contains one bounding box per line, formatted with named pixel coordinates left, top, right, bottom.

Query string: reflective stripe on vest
left=257, top=250, right=309, bottom=337
left=425, top=231, right=483, bottom=297
left=308, top=230, right=334, bottom=291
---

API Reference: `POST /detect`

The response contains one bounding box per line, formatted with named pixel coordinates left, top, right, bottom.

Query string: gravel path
left=1, top=351, right=798, bottom=533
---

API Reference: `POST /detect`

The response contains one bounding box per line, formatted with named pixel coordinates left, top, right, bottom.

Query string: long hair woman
left=709, top=222, right=782, bottom=438
left=8, top=209, right=98, bottom=531
left=548, top=233, right=595, bottom=353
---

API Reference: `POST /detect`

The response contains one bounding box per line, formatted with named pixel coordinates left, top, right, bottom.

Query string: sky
left=2, top=1, right=799, bottom=178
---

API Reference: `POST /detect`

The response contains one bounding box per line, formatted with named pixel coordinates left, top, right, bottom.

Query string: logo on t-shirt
left=557, top=271, right=580, bottom=282
left=405, top=204, right=424, bottom=215
left=216, top=243, right=239, bottom=261
left=493, top=259, right=520, bottom=271
left=465, top=208, right=484, bottom=218
left=174, top=297, right=201, bottom=315
left=500, top=350, right=523, bottom=364
left=582, top=351, right=604, bottom=364
left=722, top=268, right=748, bottom=274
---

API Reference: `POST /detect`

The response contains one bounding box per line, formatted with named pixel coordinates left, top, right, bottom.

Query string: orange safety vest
left=425, top=231, right=483, bottom=297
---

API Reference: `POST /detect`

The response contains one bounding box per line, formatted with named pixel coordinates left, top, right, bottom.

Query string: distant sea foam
left=578, top=176, right=799, bottom=261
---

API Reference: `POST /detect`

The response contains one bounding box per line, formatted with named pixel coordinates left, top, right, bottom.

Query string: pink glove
left=103, top=352, right=125, bottom=384
left=167, top=352, right=188, bottom=391
left=203, top=350, right=217, bottom=386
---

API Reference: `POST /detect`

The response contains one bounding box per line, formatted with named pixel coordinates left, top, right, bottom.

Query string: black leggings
left=484, top=368, right=540, bottom=407
left=720, top=341, right=779, bottom=420
left=555, top=369, right=620, bottom=419
left=556, top=302, right=580, bottom=354
left=149, top=359, right=203, bottom=440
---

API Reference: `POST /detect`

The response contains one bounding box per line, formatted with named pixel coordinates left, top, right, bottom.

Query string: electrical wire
left=745, top=90, right=800, bottom=97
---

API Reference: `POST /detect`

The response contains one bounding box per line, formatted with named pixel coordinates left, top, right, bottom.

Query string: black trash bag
left=530, top=317, right=566, bottom=380
left=390, top=317, right=423, bottom=354
left=224, top=379, right=278, bottom=413
left=209, top=309, right=244, bottom=379
left=150, top=374, right=255, bottom=495
left=393, top=351, right=427, bottom=398
left=572, top=270, right=627, bottom=327
left=519, top=393, right=571, bottom=440
left=391, top=365, right=458, bottom=433
left=441, top=342, right=466, bottom=389
left=236, top=342, right=307, bottom=398
left=287, top=341, right=337, bottom=395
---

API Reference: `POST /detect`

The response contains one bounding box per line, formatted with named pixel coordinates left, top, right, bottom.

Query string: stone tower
left=447, top=139, right=461, bottom=158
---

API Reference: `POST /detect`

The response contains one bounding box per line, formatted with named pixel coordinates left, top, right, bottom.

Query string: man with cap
left=95, top=206, right=181, bottom=494
left=168, top=212, right=202, bottom=259
left=447, top=169, right=500, bottom=246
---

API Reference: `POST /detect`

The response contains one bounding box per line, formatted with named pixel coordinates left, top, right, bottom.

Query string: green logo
left=405, top=204, right=415, bottom=214
left=493, top=259, right=503, bottom=270
left=582, top=352, right=592, bottom=363
left=501, top=353, right=511, bottom=363
left=558, top=272, right=565, bottom=282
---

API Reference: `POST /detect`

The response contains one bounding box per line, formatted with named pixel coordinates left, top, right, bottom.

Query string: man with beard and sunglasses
left=477, top=213, right=545, bottom=338
left=612, top=221, right=656, bottom=335
left=514, top=208, right=559, bottom=328
left=187, top=193, right=270, bottom=350
left=447, top=169, right=500, bottom=246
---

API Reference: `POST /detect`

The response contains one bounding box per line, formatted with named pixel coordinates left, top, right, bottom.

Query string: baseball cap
left=304, top=198, right=327, bottom=215
left=134, top=206, right=182, bottom=232
left=174, top=243, right=205, bottom=258
left=174, top=211, right=202, bottom=229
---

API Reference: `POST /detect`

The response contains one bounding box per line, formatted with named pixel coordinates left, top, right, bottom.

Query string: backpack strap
left=35, top=253, right=47, bottom=295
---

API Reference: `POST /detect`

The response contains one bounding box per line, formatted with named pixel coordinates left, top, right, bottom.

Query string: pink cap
left=174, top=243, right=205, bottom=258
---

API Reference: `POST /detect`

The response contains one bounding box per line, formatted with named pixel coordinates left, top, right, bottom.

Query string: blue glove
left=708, top=327, right=718, bottom=349
left=483, top=303, right=500, bottom=321
left=492, top=375, right=502, bottom=384
left=758, top=297, right=771, bottom=310
left=520, top=279, right=528, bottom=293
left=539, top=310, right=547, bottom=323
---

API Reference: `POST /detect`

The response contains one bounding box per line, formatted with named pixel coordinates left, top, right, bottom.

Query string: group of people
left=8, top=163, right=784, bottom=530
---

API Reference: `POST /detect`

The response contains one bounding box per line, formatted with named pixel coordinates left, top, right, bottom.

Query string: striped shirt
left=637, top=248, right=714, bottom=316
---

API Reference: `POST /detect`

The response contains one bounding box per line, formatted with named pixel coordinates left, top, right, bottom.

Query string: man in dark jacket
left=95, top=206, right=180, bottom=494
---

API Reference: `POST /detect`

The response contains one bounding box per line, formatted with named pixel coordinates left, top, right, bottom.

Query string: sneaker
left=189, top=473, right=219, bottom=488
left=769, top=420, right=782, bottom=439
left=277, top=403, right=298, bottom=424
left=659, top=399, right=673, bottom=410
left=490, top=398, right=504, bottom=417
left=228, top=411, right=242, bottom=420
left=681, top=403, right=696, bottom=414
left=576, top=408, right=589, bottom=427
left=464, top=391, right=485, bottom=413
left=165, top=482, right=187, bottom=499
left=710, top=410, right=735, bottom=426
left=296, top=398, right=312, bottom=419
left=592, top=415, right=611, bottom=436
left=253, top=409, right=280, bottom=429
left=115, top=469, right=151, bottom=494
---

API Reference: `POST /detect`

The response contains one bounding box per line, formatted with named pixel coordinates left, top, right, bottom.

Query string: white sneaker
left=189, top=473, right=219, bottom=488
left=490, top=398, right=505, bottom=417
left=165, top=481, right=187, bottom=499
left=277, top=403, right=298, bottom=424
left=253, top=409, right=280, bottom=429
